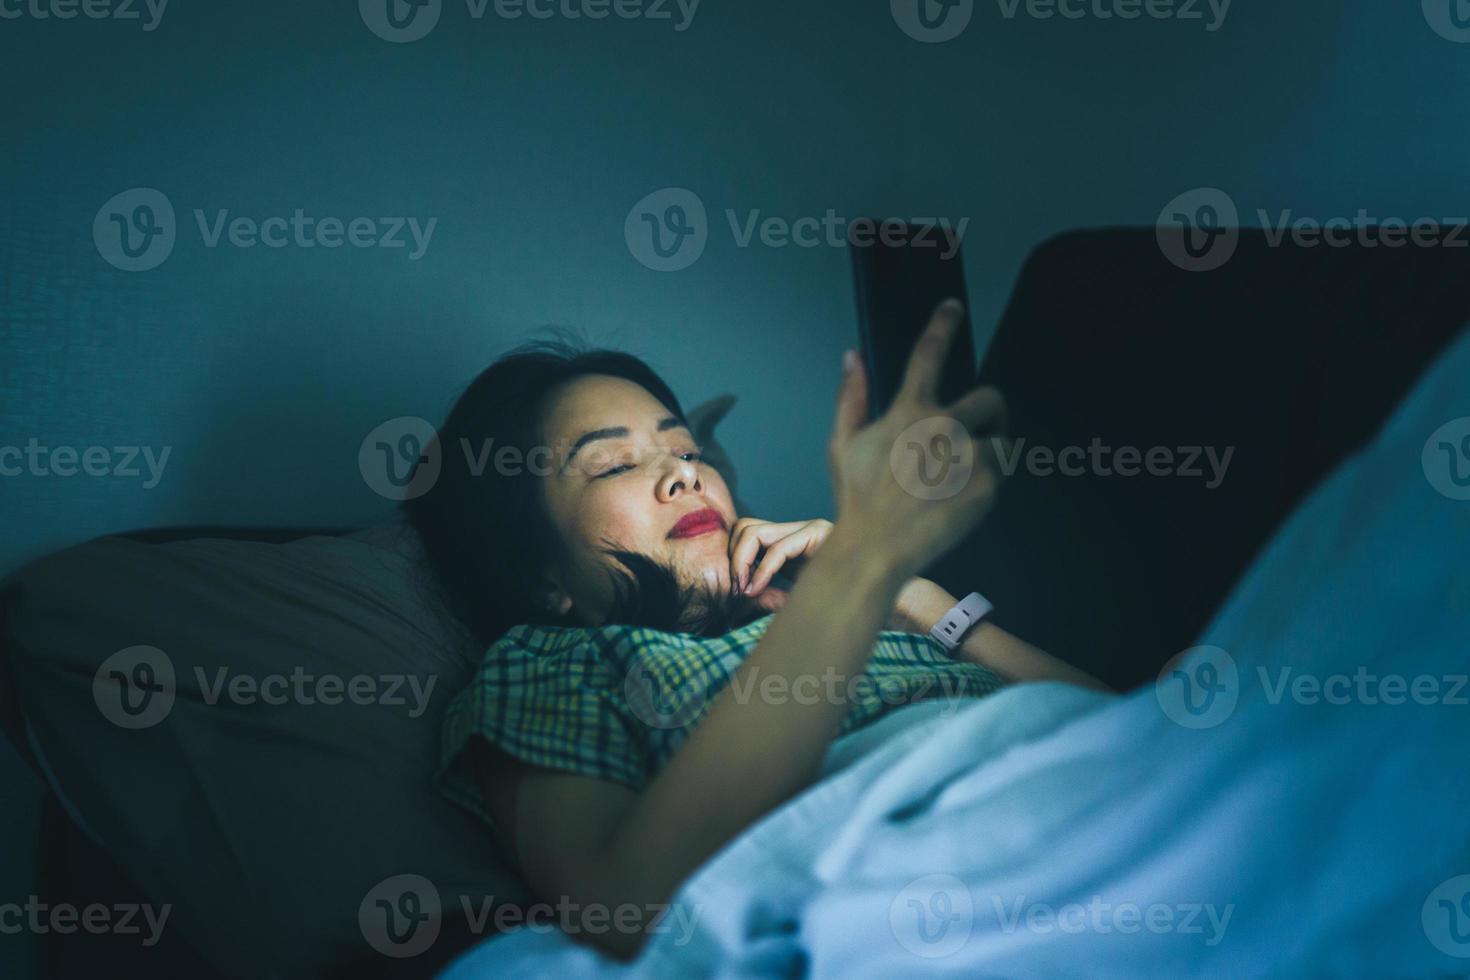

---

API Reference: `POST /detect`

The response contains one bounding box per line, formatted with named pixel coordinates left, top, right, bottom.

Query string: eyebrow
left=560, top=415, right=688, bottom=474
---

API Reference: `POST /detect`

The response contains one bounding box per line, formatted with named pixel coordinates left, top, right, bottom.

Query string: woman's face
left=537, top=374, right=739, bottom=624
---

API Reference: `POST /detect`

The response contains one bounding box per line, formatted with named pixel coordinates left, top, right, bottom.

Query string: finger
left=726, top=516, right=762, bottom=556
left=896, top=299, right=964, bottom=407
left=746, top=530, right=820, bottom=595
left=830, top=349, right=869, bottom=450
left=729, top=521, right=792, bottom=591
left=753, top=586, right=788, bottom=613
left=946, top=385, right=1008, bottom=436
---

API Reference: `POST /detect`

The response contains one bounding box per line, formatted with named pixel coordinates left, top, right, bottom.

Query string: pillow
left=686, top=392, right=748, bottom=515
left=1, top=393, right=744, bottom=976
left=3, top=520, right=530, bottom=978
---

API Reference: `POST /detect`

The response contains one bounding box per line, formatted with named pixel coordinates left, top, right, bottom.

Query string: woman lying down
left=405, top=300, right=1111, bottom=959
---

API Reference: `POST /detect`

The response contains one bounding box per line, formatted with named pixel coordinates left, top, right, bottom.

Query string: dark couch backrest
left=930, top=228, right=1468, bottom=688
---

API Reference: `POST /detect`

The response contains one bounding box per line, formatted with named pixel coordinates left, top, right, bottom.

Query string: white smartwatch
left=928, top=591, right=994, bottom=651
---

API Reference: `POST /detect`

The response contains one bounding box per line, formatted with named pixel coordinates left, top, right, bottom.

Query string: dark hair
left=404, top=334, right=755, bottom=648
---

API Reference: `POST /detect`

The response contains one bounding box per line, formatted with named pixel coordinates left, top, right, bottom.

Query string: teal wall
left=6, top=3, right=1470, bottom=575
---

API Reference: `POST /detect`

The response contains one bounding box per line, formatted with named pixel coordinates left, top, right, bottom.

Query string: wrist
left=818, top=522, right=908, bottom=599
left=892, top=578, right=956, bottom=634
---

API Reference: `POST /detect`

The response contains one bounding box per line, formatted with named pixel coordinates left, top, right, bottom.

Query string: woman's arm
left=501, top=303, right=1010, bottom=959
left=892, top=578, right=1114, bottom=693
left=507, top=524, right=905, bottom=958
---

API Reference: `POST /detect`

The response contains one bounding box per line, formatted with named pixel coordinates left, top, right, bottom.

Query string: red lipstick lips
left=668, top=507, right=726, bottom=539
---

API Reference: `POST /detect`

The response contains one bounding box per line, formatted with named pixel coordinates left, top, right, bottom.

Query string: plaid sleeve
left=436, top=627, right=649, bottom=831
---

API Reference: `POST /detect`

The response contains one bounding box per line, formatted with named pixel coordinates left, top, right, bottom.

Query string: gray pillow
left=3, top=394, right=743, bottom=976
left=4, top=522, right=529, bottom=977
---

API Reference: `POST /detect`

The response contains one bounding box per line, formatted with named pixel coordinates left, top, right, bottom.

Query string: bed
left=2, top=226, right=1468, bottom=977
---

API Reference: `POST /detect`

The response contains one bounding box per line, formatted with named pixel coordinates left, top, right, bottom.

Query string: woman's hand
left=727, top=517, right=833, bottom=598
left=730, top=516, right=954, bottom=631
left=828, top=299, right=1010, bottom=584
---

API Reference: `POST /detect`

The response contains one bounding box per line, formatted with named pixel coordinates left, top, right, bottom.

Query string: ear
left=536, top=566, right=575, bottom=616
left=545, top=590, right=573, bottom=617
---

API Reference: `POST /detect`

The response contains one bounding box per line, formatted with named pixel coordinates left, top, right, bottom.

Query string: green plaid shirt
left=437, top=612, right=1003, bottom=836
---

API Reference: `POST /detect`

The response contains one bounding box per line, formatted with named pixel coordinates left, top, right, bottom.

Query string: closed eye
left=593, top=447, right=703, bottom=479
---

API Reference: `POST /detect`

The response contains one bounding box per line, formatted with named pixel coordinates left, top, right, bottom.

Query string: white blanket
left=443, top=327, right=1470, bottom=978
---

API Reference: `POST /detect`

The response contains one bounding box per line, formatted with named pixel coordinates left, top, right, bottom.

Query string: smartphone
left=850, top=222, right=977, bottom=421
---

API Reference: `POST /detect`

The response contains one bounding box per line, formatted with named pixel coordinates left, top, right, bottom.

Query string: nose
left=657, top=453, right=702, bottom=501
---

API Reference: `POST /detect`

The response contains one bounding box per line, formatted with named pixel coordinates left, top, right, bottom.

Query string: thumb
left=830, top=349, right=868, bottom=449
